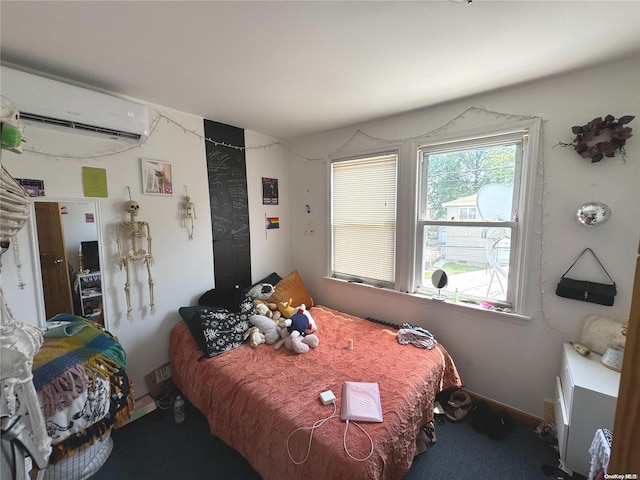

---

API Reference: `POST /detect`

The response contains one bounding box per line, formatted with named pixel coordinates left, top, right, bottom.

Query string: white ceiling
left=1, top=1, right=639, bottom=140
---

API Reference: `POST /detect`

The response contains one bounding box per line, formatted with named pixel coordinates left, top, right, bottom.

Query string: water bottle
left=173, top=395, right=185, bottom=423
left=453, top=289, right=460, bottom=303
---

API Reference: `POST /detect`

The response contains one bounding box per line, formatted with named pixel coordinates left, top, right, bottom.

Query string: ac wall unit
left=1, top=66, right=149, bottom=143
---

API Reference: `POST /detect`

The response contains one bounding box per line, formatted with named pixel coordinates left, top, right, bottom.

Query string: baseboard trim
left=463, top=389, right=542, bottom=427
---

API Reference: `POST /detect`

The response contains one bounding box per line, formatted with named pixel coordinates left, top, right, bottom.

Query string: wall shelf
left=76, top=272, right=102, bottom=320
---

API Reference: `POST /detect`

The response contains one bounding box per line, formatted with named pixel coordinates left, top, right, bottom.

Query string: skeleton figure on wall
left=116, top=200, right=155, bottom=322
left=181, top=193, right=196, bottom=240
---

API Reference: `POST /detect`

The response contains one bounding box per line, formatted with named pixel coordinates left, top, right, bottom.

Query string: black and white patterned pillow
left=196, top=297, right=254, bottom=358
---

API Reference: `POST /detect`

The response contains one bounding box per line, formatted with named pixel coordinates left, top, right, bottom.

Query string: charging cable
left=286, top=400, right=338, bottom=464
left=286, top=392, right=376, bottom=464
left=343, top=420, right=374, bottom=461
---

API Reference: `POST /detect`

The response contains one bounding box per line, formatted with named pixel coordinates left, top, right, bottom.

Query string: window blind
left=331, top=154, right=397, bottom=285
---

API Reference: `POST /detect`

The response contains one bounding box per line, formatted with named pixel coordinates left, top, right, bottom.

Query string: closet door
left=35, top=202, right=73, bottom=318
left=609, top=244, right=640, bottom=474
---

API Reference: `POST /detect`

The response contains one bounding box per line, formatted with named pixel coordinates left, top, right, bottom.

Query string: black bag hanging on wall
left=555, top=248, right=617, bottom=306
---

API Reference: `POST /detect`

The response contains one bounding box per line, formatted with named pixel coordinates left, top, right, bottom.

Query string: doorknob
left=54, top=259, right=63, bottom=264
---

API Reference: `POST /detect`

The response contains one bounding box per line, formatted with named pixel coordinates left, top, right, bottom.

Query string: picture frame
left=16, top=178, right=45, bottom=197
left=262, top=177, right=278, bottom=205
left=141, top=158, right=173, bottom=195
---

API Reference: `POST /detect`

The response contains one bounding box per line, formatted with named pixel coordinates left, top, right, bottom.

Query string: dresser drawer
left=555, top=376, right=569, bottom=459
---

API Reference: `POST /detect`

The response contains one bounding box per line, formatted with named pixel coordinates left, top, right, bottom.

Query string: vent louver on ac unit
left=1, top=66, right=150, bottom=143
left=19, top=112, right=144, bottom=142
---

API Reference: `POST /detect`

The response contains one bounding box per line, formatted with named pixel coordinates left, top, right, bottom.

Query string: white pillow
left=579, top=314, right=626, bottom=355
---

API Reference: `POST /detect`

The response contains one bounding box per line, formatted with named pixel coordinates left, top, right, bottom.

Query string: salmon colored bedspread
left=170, top=305, right=463, bottom=480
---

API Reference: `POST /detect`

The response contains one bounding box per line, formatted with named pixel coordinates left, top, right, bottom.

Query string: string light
left=16, top=104, right=567, bottom=333
left=20, top=106, right=541, bottom=162
left=536, top=140, right=578, bottom=336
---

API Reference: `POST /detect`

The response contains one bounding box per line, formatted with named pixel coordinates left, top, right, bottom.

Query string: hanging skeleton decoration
left=1, top=100, right=53, bottom=472
left=116, top=200, right=155, bottom=322
left=181, top=194, right=196, bottom=240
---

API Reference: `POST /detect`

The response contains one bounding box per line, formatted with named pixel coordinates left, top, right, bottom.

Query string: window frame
left=412, top=119, right=541, bottom=313
left=326, top=118, right=541, bottom=317
left=328, top=145, right=401, bottom=289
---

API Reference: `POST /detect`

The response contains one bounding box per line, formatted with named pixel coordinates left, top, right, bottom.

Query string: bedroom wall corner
left=286, top=56, right=640, bottom=418
left=1, top=101, right=213, bottom=399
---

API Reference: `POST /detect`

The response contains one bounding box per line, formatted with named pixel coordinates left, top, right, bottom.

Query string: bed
left=170, top=273, right=462, bottom=480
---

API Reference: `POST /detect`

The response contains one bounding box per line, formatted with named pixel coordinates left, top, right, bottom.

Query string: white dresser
left=555, top=343, right=620, bottom=477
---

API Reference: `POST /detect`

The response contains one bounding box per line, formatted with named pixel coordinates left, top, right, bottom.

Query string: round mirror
left=431, top=269, right=448, bottom=301
left=575, top=201, right=611, bottom=227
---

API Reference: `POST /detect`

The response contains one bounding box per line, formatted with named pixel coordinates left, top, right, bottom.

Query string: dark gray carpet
left=91, top=398, right=561, bottom=479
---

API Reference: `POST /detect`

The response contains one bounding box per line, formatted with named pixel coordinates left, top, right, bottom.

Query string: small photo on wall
left=16, top=178, right=45, bottom=197
left=141, top=158, right=173, bottom=195
left=262, top=177, right=278, bottom=205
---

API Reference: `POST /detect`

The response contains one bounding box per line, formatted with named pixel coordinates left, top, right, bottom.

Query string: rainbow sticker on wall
left=266, top=216, right=279, bottom=229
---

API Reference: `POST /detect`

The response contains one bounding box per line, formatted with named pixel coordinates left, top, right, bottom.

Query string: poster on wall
left=82, top=167, right=108, bottom=198
left=16, top=178, right=45, bottom=197
left=141, top=158, right=173, bottom=195
left=262, top=177, right=279, bottom=205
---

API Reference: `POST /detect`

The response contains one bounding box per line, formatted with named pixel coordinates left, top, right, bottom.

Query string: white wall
left=1, top=97, right=290, bottom=398
left=286, top=57, right=640, bottom=418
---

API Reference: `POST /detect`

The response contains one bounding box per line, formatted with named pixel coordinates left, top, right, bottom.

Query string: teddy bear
left=249, top=314, right=280, bottom=344
left=274, top=323, right=319, bottom=354
left=246, top=283, right=281, bottom=320
left=243, top=326, right=266, bottom=348
left=254, top=302, right=281, bottom=321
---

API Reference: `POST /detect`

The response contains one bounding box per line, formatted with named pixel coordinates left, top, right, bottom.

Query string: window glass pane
left=332, top=154, right=397, bottom=285
left=425, top=145, right=517, bottom=221
left=419, top=224, right=512, bottom=303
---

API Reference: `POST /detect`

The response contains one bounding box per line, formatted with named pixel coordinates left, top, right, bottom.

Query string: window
left=415, top=122, right=539, bottom=312
left=458, top=207, right=477, bottom=220
left=329, top=119, right=539, bottom=315
left=330, top=152, right=397, bottom=288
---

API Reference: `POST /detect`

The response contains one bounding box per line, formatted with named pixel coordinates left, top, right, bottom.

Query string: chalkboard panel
left=203, top=120, right=251, bottom=291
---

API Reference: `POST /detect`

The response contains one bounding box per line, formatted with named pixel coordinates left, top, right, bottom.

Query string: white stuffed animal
left=243, top=326, right=266, bottom=348
left=249, top=314, right=280, bottom=344
left=274, top=321, right=319, bottom=354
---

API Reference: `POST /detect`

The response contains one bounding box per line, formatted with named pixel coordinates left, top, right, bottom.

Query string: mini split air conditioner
left=1, top=66, right=149, bottom=143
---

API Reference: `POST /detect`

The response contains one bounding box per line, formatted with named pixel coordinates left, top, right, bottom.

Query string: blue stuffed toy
left=287, top=312, right=310, bottom=336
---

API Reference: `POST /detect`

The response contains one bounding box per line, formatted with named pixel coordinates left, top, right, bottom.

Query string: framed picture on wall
left=16, top=178, right=45, bottom=197
left=262, top=177, right=278, bottom=205
left=141, top=158, right=173, bottom=195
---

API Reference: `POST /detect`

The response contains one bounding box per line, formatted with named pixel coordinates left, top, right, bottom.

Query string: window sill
left=324, top=276, right=532, bottom=325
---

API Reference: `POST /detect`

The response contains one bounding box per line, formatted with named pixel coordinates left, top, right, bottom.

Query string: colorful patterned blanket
left=33, top=318, right=127, bottom=420
left=31, top=318, right=133, bottom=463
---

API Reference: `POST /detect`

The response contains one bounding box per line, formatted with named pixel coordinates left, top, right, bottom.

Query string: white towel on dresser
left=588, top=428, right=613, bottom=480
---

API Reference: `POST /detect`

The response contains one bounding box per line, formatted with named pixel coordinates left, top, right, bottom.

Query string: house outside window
left=330, top=119, right=540, bottom=315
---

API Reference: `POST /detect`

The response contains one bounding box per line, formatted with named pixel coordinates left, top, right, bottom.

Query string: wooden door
left=608, top=245, right=640, bottom=474
left=35, top=202, right=73, bottom=319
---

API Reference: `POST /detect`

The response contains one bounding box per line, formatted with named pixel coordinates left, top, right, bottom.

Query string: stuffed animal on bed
left=280, top=305, right=317, bottom=336
left=249, top=314, right=280, bottom=344
left=274, top=323, right=319, bottom=354
left=278, top=299, right=296, bottom=319
left=246, top=283, right=281, bottom=320
left=243, top=326, right=266, bottom=348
